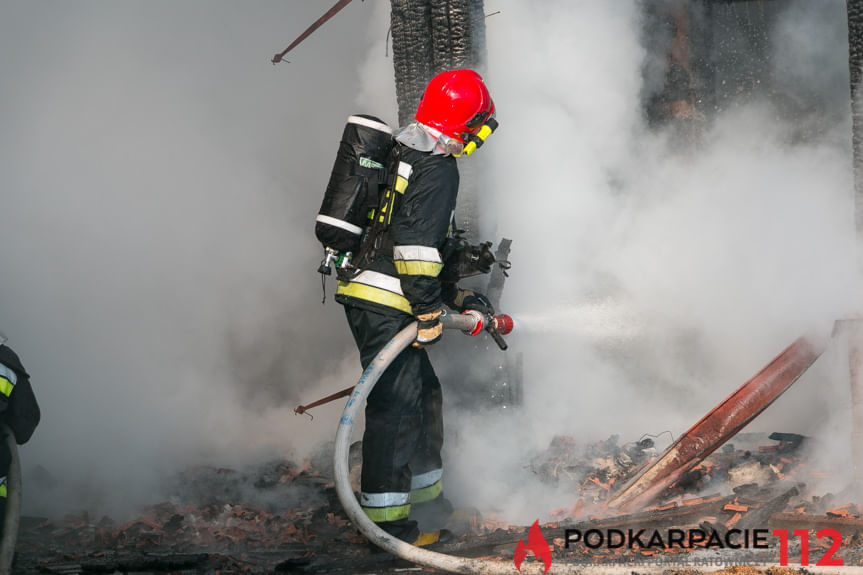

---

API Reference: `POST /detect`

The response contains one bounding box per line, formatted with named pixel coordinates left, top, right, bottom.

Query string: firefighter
left=335, top=69, right=497, bottom=547
left=0, top=336, right=40, bottom=535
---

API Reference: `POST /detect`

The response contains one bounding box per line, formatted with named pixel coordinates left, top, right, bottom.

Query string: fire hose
left=332, top=310, right=593, bottom=574
left=332, top=316, right=856, bottom=575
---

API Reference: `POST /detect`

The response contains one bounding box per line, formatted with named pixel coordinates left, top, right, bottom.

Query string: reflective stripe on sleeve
left=394, top=260, right=442, bottom=276
left=0, top=364, right=17, bottom=398
left=394, top=162, right=412, bottom=194
left=393, top=245, right=443, bottom=277
left=393, top=246, right=442, bottom=263
left=0, top=365, right=17, bottom=386
left=347, top=115, right=393, bottom=134
left=315, top=214, right=363, bottom=236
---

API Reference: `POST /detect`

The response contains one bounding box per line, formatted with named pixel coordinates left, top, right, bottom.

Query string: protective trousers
left=344, top=305, right=444, bottom=542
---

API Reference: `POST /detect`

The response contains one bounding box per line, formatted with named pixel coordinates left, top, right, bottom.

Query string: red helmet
left=415, top=69, right=495, bottom=143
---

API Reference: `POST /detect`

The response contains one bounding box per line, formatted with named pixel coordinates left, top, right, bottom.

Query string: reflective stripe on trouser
left=345, top=305, right=444, bottom=540
left=0, top=476, right=6, bottom=498
left=360, top=491, right=410, bottom=522
left=361, top=470, right=443, bottom=520
left=410, top=468, right=443, bottom=504
left=336, top=270, right=412, bottom=314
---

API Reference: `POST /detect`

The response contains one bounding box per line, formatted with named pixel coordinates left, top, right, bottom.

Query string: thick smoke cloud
left=441, top=0, right=861, bottom=522
left=1, top=0, right=860, bottom=526
left=0, top=1, right=391, bottom=518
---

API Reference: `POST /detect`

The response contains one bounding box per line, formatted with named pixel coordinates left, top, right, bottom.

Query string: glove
left=450, top=289, right=494, bottom=315
left=413, top=309, right=443, bottom=348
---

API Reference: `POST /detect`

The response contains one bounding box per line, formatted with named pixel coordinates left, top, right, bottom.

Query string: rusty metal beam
left=271, top=0, right=355, bottom=64
left=607, top=336, right=825, bottom=512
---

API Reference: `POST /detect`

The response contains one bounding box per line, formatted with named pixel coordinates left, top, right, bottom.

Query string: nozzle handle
left=486, top=325, right=508, bottom=350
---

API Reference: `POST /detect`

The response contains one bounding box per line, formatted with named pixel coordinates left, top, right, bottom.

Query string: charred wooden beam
left=736, top=485, right=800, bottom=531
left=390, top=0, right=486, bottom=126
left=848, top=0, right=863, bottom=238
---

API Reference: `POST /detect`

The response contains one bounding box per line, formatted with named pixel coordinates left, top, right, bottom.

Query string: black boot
left=367, top=518, right=454, bottom=553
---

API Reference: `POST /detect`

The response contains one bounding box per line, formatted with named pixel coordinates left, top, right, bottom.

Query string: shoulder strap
left=352, top=144, right=403, bottom=270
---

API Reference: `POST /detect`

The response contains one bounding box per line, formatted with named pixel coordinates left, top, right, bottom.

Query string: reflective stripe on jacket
left=0, top=364, right=16, bottom=398
left=0, top=345, right=41, bottom=445
left=336, top=145, right=459, bottom=315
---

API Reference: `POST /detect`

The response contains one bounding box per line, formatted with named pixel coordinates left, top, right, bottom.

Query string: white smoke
left=441, top=0, right=862, bottom=523
left=2, top=0, right=860, bottom=528
left=0, top=1, right=387, bottom=518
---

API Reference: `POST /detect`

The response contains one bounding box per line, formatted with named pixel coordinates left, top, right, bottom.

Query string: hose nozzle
left=457, top=310, right=514, bottom=350
left=492, top=314, right=514, bottom=336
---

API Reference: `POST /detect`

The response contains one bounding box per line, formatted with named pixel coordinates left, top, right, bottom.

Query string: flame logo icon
left=513, top=519, right=552, bottom=573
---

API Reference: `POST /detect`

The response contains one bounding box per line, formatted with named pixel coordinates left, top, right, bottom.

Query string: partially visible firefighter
left=315, top=69, right=499, bottom=547
left=0, top=333, right=40, bottom=533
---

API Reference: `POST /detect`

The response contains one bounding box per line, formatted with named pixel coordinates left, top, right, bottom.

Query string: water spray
left=514, top=299, right=644, bottom=341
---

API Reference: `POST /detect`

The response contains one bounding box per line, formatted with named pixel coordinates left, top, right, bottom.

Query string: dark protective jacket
left=0, top=345, right=41, bottom=445
left=335, top=144, right=459, bottom=316
left=0, top=344, right=40, bottom=517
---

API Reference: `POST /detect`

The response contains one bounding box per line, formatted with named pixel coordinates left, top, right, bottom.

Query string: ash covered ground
left=14, top=431, right=863, bottom=574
